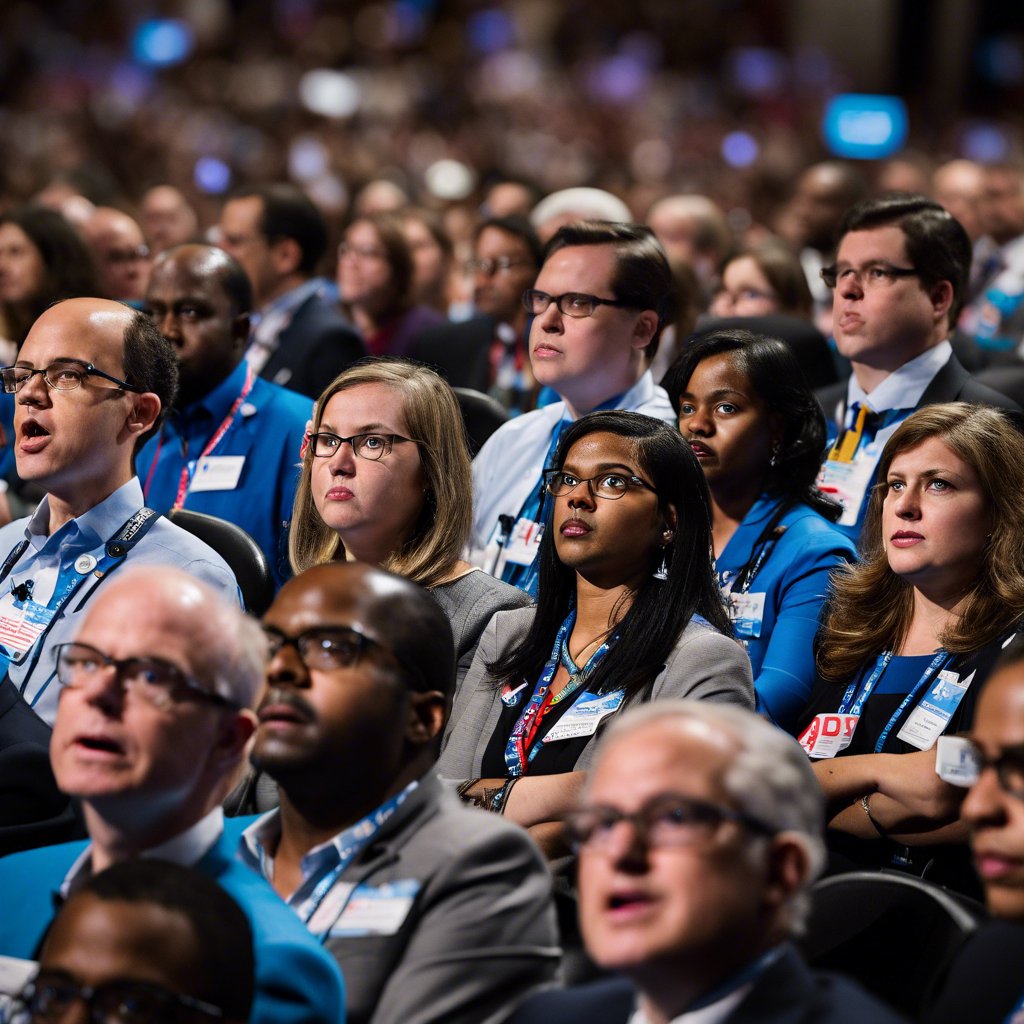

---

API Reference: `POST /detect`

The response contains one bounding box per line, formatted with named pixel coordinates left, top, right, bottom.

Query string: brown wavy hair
left=817, top=402, right=1024, bottom=681
left=288, top=358, right=472, bottom=588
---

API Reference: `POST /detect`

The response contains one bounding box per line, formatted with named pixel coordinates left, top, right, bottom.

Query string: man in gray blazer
left=236, top=562, right=560, bottom=1024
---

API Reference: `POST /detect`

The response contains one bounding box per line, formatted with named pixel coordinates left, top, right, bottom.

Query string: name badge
left=0, top=592, right=56, bottom=661
left=190, top=455, right=245, bottom=492
left=544, top=689, right=625, bottom=743
left=798, top=712, right=859, bottom=759
left=817, top=455, right=879, bottom=528
left=503, top=517, right=544, bottom=567
left=729, top=591, right=766, bottom=638
left=330, top=879, right=421, bottom=937
left=935, top=735, right=982, bottom=787
left=896, top=668, right=974, bottom=751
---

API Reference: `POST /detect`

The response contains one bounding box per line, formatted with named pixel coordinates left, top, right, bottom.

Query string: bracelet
left=861, top=793, right=888, bottom=838
left=489, top=776, right=520, bottom=815
left=491, top=776, right=521, bottom=816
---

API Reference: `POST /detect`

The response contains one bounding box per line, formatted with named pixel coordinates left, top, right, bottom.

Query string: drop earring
left=769, top=442, right=781, bottom=468
left=654, top=531, right=673, bottom=580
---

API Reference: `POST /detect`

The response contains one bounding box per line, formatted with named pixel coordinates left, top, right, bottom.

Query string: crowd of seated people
left=4, top=154, right=1024, bottom=1023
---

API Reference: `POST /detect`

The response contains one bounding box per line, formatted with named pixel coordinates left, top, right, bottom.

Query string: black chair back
left=453, top=387, right=509, bottom=455
left=798, top=869, right=987, bottom=1017
left=168, top=508, right=275, bottom=616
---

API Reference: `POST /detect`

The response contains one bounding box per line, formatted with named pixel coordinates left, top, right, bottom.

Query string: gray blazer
left=438, top=607, right=754, bottom=778
left=323, top=771, right=560, bottom=1024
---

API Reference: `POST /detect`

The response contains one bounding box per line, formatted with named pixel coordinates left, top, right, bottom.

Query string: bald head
left=81, top=207, right=152, bottom=302
left=646, top=194, right=731, bottom=281
left=271, top=563, right=455, bottom=699
left=933, top=160, right=987, bottom=241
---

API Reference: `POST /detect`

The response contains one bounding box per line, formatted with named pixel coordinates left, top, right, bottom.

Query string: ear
left=405, top=691, right=446, bottom=746
left=929, top=279, right=954, bottom=322
left=231, top=312, right=251, bottom=355
left=762, top=835, right=810, bottom=916
left=270, top=237, right=302, bottom=278
left=630, top=310, right=660, bottom=352
left=124, top=392, right=161, bottom=440
left=210, top=708, right=257, bottom=775
left=661, top=501, right=679, bottom=540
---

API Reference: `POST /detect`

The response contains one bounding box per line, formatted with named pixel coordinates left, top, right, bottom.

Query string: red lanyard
left=165, top=365, right=254, bottom=509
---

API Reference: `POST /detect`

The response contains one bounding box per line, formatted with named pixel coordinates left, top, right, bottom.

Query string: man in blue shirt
left=139, top=244, right=311, bottom=587
left=0, top=298, right=238, bottom=727
left=0, top=565, right=347, bottom=1024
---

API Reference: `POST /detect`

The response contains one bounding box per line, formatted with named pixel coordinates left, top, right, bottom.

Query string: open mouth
left=607, top=892, right=654, bottom=912
left=75, top=735, right=124, bottom=755
left=21, top=421, right=50, bottom=439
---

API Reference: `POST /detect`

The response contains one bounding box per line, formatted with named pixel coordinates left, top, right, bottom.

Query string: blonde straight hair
left=817, top=403, right=1024, bottom=681
left=289, top=359, right=472, bottom=588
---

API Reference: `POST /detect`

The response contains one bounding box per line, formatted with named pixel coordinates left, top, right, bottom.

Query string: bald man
left=0, top=298, right=237, bottom=726
left=235, top=562, right=559, bottom=1024
left=80, top=207, right=152, bottom=303
left=139, top=244, right=311, bottom=587
left=0, top=567, right=346, bottom=1024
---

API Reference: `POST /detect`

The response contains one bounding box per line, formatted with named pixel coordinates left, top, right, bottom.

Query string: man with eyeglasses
left=510, top=700, right=906, bottom=1024
left=80, top=207, right=153, bottom=306
left=138, top=244, right=311, bottom=587
left=229, top=561, right=559, bottom=1024
left=7, top=859, right=255, bottom=1024
left=815, top=193, right=1018, bottom=541
left=921, top=637, right=1024, bottom=1024
left=217, top=183, right=365, bottom=399
left=0, top=297, right=238, bottom=728
left=0, top=566, right=346, bottom=1024
left=412, top=215, right=543, bottom=412
left=469, top=221, right=676, bottom=593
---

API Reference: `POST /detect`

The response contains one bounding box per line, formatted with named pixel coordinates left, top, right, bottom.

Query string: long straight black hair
left=489, top=410, right=731, bottom=703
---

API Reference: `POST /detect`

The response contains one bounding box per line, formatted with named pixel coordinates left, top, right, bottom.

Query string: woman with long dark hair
left=663, top=329, right=855, bottom=731
left=438, top=410, right=752, bottom=850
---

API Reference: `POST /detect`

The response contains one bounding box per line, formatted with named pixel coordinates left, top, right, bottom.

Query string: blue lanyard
left=502, top=610, right=617, bottom=776
left=837, top=648, right=950, bottom=753
left=0, top=508, right=161, bottom=704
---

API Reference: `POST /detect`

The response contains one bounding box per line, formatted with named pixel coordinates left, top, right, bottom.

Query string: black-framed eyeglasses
left=564, top=793, right=777, bottom=853
left=305, top=431, right=417, bottom=461
left=54, top=642, right=235, bottom=711
left=0, top=359, right=142, bottom=395
left=465, top=256, right=533, bottom=277
left=543, top=468, right=658, bottom=500
left=952, top=738, right=1024, bottom=798
left=263, top=625, right=384, bottom=672
left=8, top=971, right=224, bottom=1023
left=522, top=289, right=632, bottom=319
left=819, top=262, right=920, bottom=290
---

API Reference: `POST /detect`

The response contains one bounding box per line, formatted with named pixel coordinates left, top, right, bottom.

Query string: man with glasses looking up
left=922, top=637, right=1024, bottom=1024
left=0, top=297, right=237, bottom=728
left=815, top=194, right=1018, bottom=541
left=469, top=221, right=676, bottom=593
left=0, top=566, right=346, bottom=1024
left=412, top=215, right=543, bottom=413
left=510, top=701, right=906, bottom=1024
left=231, top=561, right=559, bottom=1024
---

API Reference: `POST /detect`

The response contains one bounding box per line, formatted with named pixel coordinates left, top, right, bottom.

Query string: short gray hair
left=206, top=605, right=268, bottom=710
left=596, top=700, right=827, bottom=933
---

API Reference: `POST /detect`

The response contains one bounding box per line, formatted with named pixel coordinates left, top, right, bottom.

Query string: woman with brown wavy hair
left=795, top=402, right=1024, bottom=893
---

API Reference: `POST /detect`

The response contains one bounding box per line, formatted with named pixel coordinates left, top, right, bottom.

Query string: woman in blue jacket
left=663, top=328, right=856, bottom=731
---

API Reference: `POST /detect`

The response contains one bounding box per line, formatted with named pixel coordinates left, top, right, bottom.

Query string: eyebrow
left=317, top=421, right=395, bottom=434
left=887, top=467, right=967, bottom=482
left=680, top=387, right=748, bottom=401
left=561, top=460, right=640, bottom=475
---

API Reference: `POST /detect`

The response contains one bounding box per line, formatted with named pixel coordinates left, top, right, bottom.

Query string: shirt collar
left=239, top=779, right=420, bottom=893
left=61, top=807, right=224, bottom=899
left=258, top=278, right=322, bottom=320
left=27, top=478, right=145, bottom=554
left=176, top=359, right=249, bottom=425
left=846, top=339, right=952, bottom=413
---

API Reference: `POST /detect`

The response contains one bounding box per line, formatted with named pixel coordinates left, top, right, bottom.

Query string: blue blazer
left=717, top=496, right=855, bottom=733
left=0, top=831, right=346, bottom=1024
